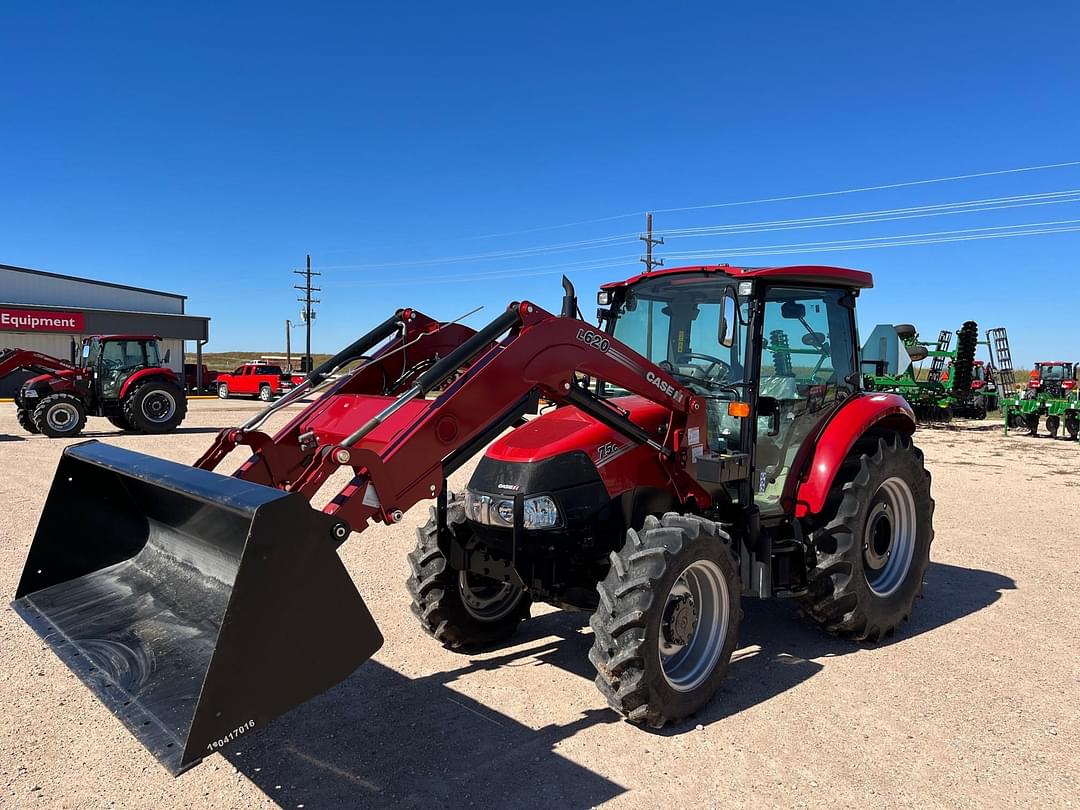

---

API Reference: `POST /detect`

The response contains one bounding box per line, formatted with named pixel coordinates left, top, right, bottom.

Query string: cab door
left=753, top=287, right=858, bottom=515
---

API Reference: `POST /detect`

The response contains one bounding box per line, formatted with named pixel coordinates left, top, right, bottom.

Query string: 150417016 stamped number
left=206, top=719, right=256, bottom=752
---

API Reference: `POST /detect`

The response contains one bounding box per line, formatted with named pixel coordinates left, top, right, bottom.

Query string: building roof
left=0, top=263, right=187, bottom=301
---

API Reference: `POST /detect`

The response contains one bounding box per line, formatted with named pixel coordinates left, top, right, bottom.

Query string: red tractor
left=1, top=334, right=187, bottom=437
left=12, top=264, right=932, bottom=774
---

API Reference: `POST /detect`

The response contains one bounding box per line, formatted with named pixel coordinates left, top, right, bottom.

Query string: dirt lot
left=1, top=400, right=1077, bottom=809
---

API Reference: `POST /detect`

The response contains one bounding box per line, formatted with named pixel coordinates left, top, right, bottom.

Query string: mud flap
left=12, top=441, right=383, bottom=775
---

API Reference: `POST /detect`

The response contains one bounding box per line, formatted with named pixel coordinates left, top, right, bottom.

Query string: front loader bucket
left=12, top=441, right=383, bottom=775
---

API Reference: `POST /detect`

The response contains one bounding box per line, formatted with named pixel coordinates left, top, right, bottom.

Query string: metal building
left=0, top=263, right=210, bottom=397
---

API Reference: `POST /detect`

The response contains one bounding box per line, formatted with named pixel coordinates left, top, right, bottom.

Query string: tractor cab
left=598, top=265, right=863, bottom=516
left=1029, top=361, right=1077, bottom=397
left=80, top=335, right=169, bottom=398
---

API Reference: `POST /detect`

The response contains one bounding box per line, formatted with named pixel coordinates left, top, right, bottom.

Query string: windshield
left=1038, top=364, right=1069, bottom=380
left=610, top=276, right=747, bottom=393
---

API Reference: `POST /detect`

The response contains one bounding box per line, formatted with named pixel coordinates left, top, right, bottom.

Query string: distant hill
left=187, top=351, right=333, bottom=372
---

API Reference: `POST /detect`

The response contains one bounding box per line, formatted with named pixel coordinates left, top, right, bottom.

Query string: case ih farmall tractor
left=1, top=334, right=187, bottom=437
left=12, top=264, right=933, bottom=774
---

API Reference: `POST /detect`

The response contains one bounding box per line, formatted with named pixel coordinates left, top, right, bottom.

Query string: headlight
left=464, top=490, right=562, bottom=529
left=22, top=389, right=39, bottom=398
left=523, top=495, right=560, bottom=529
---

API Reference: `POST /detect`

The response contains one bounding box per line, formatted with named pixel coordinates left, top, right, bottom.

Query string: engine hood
left=486, top=395, right=669, bottom=464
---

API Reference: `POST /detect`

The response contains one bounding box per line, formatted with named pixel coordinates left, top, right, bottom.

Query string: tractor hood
left=486, top=395, right=668, bottom=465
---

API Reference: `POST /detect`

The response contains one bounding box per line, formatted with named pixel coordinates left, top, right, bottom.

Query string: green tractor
left=1004, top=361, right=1080, bottom=441
left=862, top=323, right=1014, bottom=422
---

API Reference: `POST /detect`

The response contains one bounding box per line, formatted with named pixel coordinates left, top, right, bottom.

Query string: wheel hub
left=142, top=392, right=176, bottom=423
left=662, top=593, right=698, bottom=647
left=863, top=502, right=893, bottom=571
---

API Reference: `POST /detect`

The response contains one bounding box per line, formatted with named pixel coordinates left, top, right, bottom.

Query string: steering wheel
left=675, top=352, right=732, bottom=382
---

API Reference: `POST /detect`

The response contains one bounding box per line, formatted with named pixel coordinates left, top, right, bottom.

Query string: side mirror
left=162, top=349, right=171, bottom=365
left=781, top=301, right=806, bottom=320
left=718, top=287, right=738, bottom=348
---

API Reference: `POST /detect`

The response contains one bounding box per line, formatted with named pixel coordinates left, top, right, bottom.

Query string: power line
left=312, top=185, right=1080, bottom=272
left=357, top=216, right=1080, bottom=286
left=461, top=159, right=1080, bottom=239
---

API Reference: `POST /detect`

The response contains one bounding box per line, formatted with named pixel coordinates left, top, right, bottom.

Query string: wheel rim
left=260, top=387, right=272, bottom=401
left=46, top=403, right=79, bottom=432
left=458, top=571, right=521, bottom=621
left=862, top=476, right=917, bottom=597
left=141, top=390, right=177, bottom=423
left=658, top=559, right=729, bottom=693
left=219, top=385, right=228, bottom=398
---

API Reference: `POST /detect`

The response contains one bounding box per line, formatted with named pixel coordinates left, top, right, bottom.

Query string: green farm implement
left=862, top=322, right=1011, bottom=422
left=1004, top=361, right=1080, bottom=441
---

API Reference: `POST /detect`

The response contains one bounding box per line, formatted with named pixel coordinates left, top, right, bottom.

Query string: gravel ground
left=1, top=400, right=1077, bottom=809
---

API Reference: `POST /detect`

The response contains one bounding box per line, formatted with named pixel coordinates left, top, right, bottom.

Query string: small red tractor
left=12, top=265, right=933, bottom=774
left=1, top=335, right=187, bottom=437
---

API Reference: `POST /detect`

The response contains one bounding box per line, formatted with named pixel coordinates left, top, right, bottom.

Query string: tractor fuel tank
left=12, top=441, right=382, bottom=774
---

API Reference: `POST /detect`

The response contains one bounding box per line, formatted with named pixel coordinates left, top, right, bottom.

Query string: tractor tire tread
left=798, top=434, right=934, bottom=641
left=406, top=493, right=529, bottom=650
left=590, top=512, right=741, bottom=729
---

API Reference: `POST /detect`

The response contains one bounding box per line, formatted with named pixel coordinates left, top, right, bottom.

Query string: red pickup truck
left=215, top=363, right=295, bottom=401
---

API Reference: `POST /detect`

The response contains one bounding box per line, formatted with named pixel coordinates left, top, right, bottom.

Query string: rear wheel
left=32, top=393, right=87, bottom=438
left=218, top=382, right=229, bottom=399
left=1046, top=415, right=1060, bottom=438
left=799, top=434, right=933, bottom=641
left=16, top=406, right=40, bottom=434
left=590, top=513, right=741, bottom=728
left=123, top=380, right=187, bottom=433
left=407, top=493, right=530, bottom=649
left=258, top=384, right=273, bottom=402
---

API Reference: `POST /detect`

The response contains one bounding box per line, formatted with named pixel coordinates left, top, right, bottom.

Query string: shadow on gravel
left=77, top=426, right=224, bottom=438
left=221, top=562, right=1012, bottom=807
left=221, top=637, right=622, bottom=809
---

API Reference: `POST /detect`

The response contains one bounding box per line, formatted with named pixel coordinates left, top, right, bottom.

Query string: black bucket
left=12, top=441, right=383, bottom=775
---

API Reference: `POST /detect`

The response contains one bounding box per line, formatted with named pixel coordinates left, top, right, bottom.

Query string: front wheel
left=217, top=383, right=229, bottom=399
left=122, top=380, right=187, bottom=433
left=16, top=406, right=40, bottom=435
left=32, top=393, right=87, bottom=438
left=407, top=493, right=530, bottom=648
left=590, top=513, right=742, bottom=728
left=799, top=434, right=933, bottom=641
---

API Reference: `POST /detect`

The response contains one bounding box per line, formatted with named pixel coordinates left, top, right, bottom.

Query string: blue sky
left=2, top=2, right=1078, bottom=366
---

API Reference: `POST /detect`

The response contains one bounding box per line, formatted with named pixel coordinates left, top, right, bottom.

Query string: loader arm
left=278, top=300, right=711, bottom=535
left=0, top=347, right=75, bottom=380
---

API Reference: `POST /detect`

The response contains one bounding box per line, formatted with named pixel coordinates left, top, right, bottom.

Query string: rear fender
left=792, top=393, right=916, bottom=519
left=119, top=368, right=180, bottom=399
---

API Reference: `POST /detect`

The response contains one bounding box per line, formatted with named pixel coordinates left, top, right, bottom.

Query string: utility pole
left=639, top=212, right=664, bottom=273
left=293, top=254, right=320, bottom=372
left=285, top=319, right=292, bottom=372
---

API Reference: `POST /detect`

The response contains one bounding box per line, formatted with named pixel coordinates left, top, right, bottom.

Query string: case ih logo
left=0, top=308, right=85, bottom=333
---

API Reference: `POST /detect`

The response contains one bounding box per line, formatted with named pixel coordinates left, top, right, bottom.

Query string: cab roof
left=600, top=264, right=873, bottom=291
